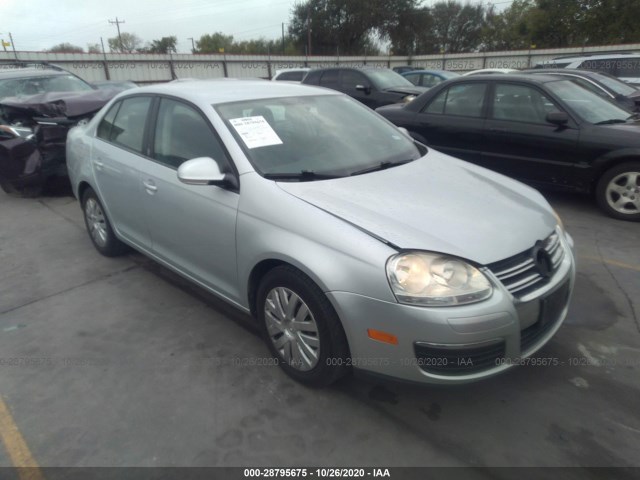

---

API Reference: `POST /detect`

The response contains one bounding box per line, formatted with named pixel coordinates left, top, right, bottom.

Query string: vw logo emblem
left=532, top=245, right=553, bottom=279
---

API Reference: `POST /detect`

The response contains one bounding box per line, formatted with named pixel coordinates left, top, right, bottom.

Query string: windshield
left=216, top=95, right=421, bottom=179
left=546, top=79, right=632, bottom=124
left=0, top=74, right=93, bottom=99
left=367, top=69, right=415, bottom=90
left=593, top=72, right=637, bottom=96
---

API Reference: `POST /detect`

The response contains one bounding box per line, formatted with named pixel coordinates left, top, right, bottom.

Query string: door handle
left=488, top=127, right=509, bottom=133
left=142, top=180, right=158, bottom=193
left=95, top=159, right=104, bottom=170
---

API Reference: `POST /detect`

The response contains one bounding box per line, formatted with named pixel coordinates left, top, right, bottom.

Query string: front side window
left=103, top=96, right=152, bottom=153
left=153, top=98, right=229, bottom=170
left=424, top=83, right=487, bottom=117
left=492, top=84, right=557, bottom=124
left=404, top=73, right=420, bottom=86
left=340, top=70, right=367, bottom=90
left=319, top=70, right=339, bottom=87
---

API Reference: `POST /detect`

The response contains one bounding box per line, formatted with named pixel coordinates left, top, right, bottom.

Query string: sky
left=0, top=0, right=300, bottom=53
left=0, top=0, right=504, bottom=54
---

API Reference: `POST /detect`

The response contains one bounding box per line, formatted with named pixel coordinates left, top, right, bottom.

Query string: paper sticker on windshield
left=229, top=116, right=283, bottom=149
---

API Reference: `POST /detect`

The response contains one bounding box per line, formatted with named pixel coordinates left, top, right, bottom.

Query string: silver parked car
left=67, top=80, right=576, bottom=387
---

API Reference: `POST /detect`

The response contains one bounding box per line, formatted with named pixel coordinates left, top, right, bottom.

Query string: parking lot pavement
left=0, top=188, right=639, bottom=469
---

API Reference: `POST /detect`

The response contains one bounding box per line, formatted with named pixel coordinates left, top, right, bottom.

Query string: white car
left=535, top=53, right=640, bottom=86
left=271, top=68, right=310, bottom=82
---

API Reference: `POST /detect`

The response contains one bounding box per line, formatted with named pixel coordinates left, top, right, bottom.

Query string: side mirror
left=546, top=111, right=569, bottom=126
left=177, top=157, right=238, bottom=189
left=355, top=84, right=371, bottom=94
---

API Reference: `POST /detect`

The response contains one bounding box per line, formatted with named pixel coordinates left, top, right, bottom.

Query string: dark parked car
left=302, top=67, right=426, bottom=109
left=402, top=69, right=460, bottom=88
left=0, top=63, right=115, bottom=195
left=376, top=74, right=640, bottom=221
left=522, top=68, right=640, bottom=112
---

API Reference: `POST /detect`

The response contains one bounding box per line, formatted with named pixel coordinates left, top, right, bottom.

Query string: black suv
left=302, top=67, right=426, bottom=109
left=0, top=63, right=114, bottom=195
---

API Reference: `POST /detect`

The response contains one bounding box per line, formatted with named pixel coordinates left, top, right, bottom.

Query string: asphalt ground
left=0, top=185, right=639, bottom=473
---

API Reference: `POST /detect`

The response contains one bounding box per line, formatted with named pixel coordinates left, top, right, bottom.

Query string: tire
left=256, top=265, right=350, bottom=387
left=596, top=162, right=640, bottom=221
left=81, top=188, right=128, bottom=257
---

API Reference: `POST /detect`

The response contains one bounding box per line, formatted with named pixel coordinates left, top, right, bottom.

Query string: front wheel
left=257, top=266, right=350, bottom=387
left=596, top=162, right=640, bottom=221
left=81, top=188, right=128, bottom=256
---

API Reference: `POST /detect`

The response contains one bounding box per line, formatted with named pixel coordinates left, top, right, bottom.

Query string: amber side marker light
left=367, top=329, right=398, bottom=345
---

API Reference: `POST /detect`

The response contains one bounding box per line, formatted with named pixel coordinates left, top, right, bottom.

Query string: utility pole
left=306, top=6, right=311, bottom=56
left=281, top=23, right=285, bottom=55
left=8, top=32, right=18, bottom=60
left=188, top=37, right=195, bottom=53
left=108, top=17, right=125, bottom=51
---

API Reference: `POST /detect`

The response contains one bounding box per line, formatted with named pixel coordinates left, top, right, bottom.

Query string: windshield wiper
left=594, top=118, right=628, bottom=125
left=349, top=159, right=414, bottom=177
left=262, top=170, right=342, bottom=181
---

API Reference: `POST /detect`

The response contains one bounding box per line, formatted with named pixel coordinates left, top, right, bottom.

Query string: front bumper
left=328, top=231, right=576, bottom=385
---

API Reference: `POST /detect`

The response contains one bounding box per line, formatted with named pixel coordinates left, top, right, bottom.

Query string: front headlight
left=386, top=252, right=492, bottom=306
left=402, top=95, right=417, bottom=103
left=552, top=208, right=565, bottom=232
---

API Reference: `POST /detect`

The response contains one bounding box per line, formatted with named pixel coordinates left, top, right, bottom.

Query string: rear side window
left=96, top=102, right=120, bottom=140
left=424, top=83, right=487, bottom=117
left=102, top=97, right=152, bottom=153
left=276, top=71, right=306, bottom=81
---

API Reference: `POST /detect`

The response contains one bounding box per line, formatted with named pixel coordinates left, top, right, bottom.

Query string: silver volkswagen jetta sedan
left=66, top=79, right=576, bottom=387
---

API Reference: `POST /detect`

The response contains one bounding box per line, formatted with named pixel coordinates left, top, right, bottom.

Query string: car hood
left=277, top=152, right=556, bottom=265
left=381, top=85, right=426, bottom=96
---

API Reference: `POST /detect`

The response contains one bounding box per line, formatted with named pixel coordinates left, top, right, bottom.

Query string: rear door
left=410, top=81, right=489, bottom=163
left=92, top=95, right=153, bottom=248
left=481, top=82, right=580, bottom=186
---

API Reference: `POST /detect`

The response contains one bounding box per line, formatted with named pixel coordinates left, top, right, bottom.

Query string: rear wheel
left=596, top=162, right=640, bottom=221
left=257, top=266, right=350, bottom=387
left=81, top=188, right=128, bottom=256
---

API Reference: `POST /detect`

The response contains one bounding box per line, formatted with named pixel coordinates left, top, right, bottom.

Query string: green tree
left=146, top=36, right=177, bottom=54
left=87, top=43, right=102, bottom=54
left=108, top=32, right=143, bottom=53
left=481, top=0, right=534, bottom=51
left=194, top=32, right=235, bottom=53
left=288, top=0, right=406, bottom=55
left=430, top=0, right=487, bottom=53
left=48, top=42, right=83, bottom=53
left=580, top=0, right=640, bottom=45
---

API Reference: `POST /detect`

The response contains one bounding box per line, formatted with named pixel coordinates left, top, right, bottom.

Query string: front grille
left=414, top=341, right=505, bottom=375
left=488, top=232, right=564, bottom=298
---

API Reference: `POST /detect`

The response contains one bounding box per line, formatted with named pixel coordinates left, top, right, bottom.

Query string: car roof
left=449, top=73, right=564, bottom=84
left=0, top=67, right=68, bottom=80
left=523, top=68, right=600, bottom=75
left=551, top=53, right=640, bottom=62
left=403, top=69, right=455, bottom=75
left=119, top=78, right=340, bottom=105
